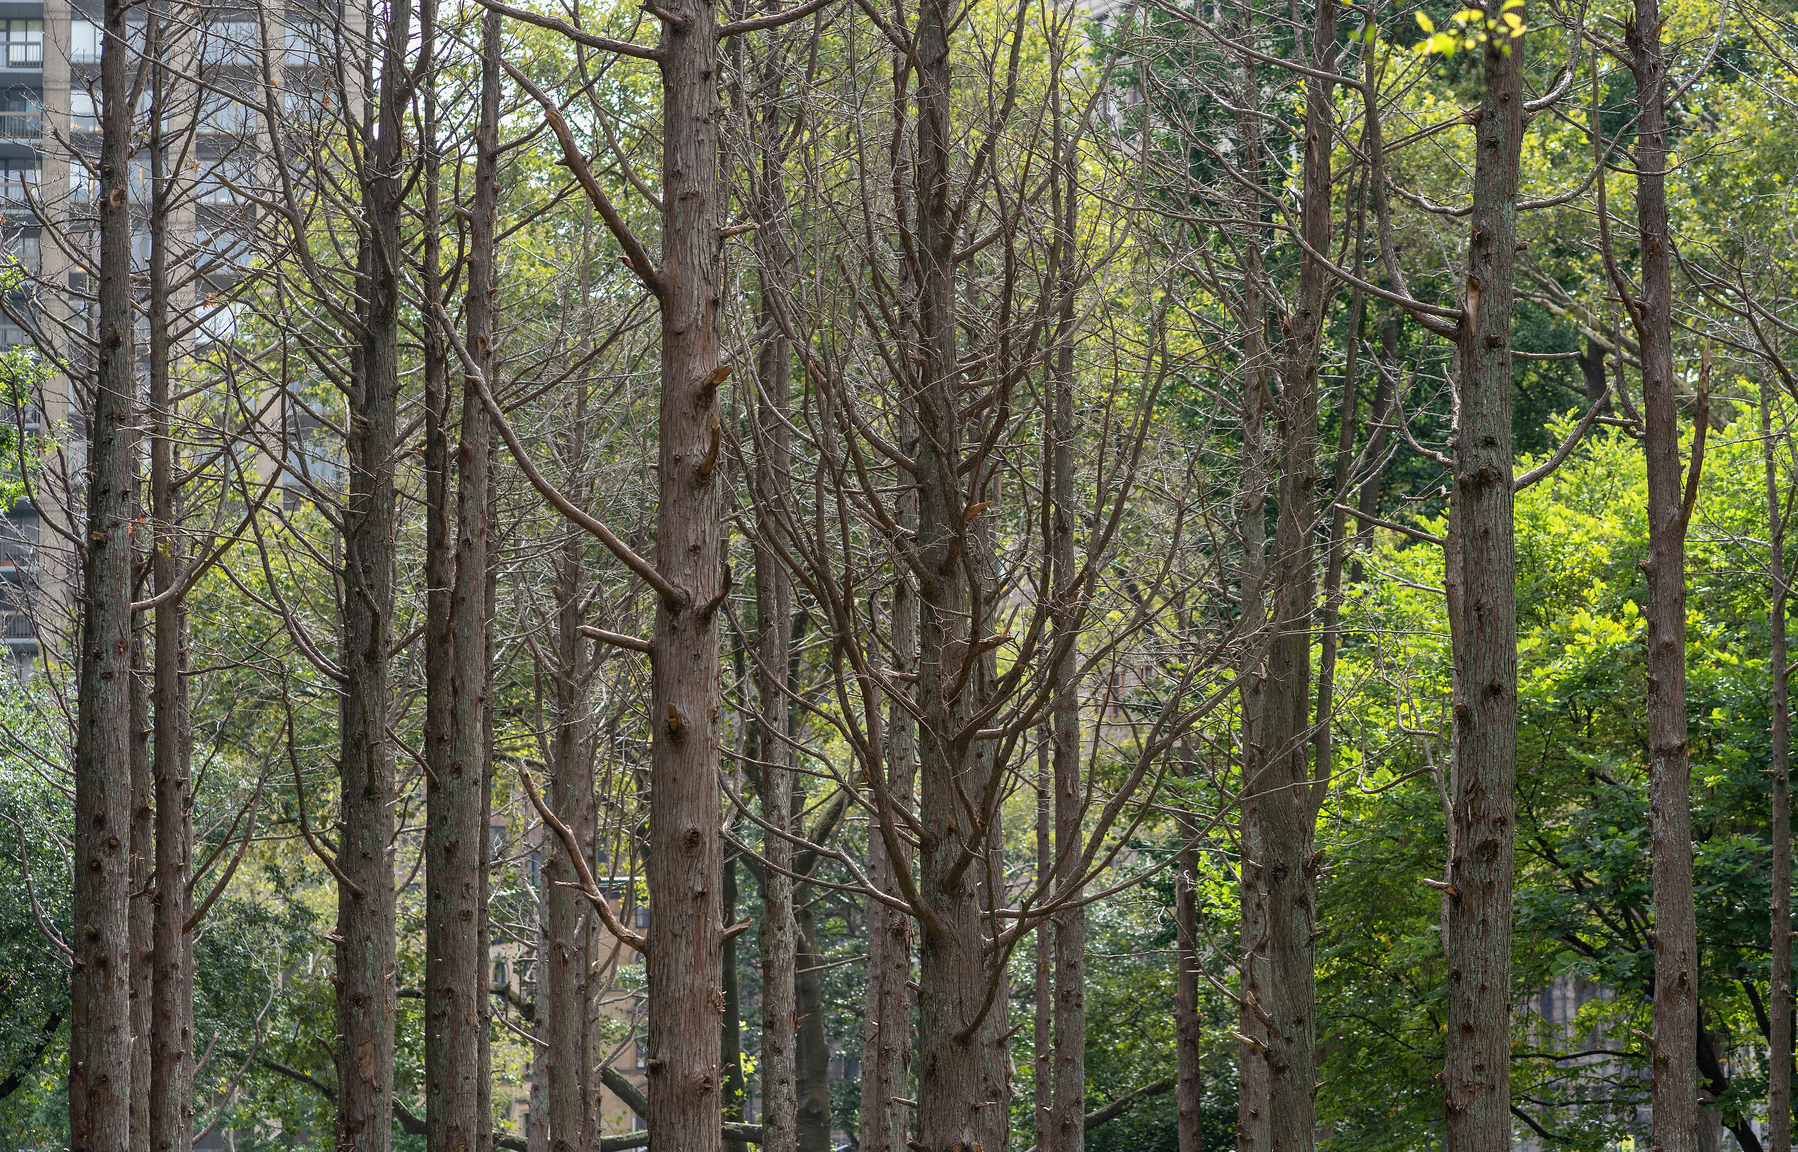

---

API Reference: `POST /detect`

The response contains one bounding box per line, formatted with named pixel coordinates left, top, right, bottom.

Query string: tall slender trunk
left=71, top=0, right=139, bottom=1140
left=911, top=0, right=1008, bottom=1141
left=644, top=0, right=727, bottom=1144
left=336, top=0, right=413, bottom=1143
left=755, top=184, right=799, bottom=1152
left=1175, top=811, right=1204, bottom=1152
left=1764, top=376, right=1792, bottom=1152
left=723, top=852, right=747, bottom=1152
left=1440, top=16, right=1523, bottom=1152
left=1048, top=63, right=1086, bottom=1152
left=130, top=615, right=151, bottom=1152
left=1229, top=12, right=1272, bottom=1143
left=426, top=11, right=498, bottom=1150
left=862, top=401, right=917, bottom=1152
left=1624, top=0, right=1702, bottom=1146
left=796, top=893, right=831, bottom=1152
left=148, top=14, right=194, bottom=1145
left=546, top=526, right=595, bottom=1152
left=1256, top=3, right=1336, bottom=1147
left=1035, top=747, right=1053, bottom=1152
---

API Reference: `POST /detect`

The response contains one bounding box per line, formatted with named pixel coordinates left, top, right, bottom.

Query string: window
left=3, top=22, right=42, bottom=69
left=70, top=19, right=100, bottom=63
left=283, top=20, right=327, bottom=67
left=67, top=159, right=94, bottom=202
left=0, top=94, right=36, bottom=142
left=0, top=159, right=38, bottom=203
left=199, top=92, right=253, bottom=136
left=5, top=229, right=39, bottom=274
left=197, top=299, right=240, bottom=345
left=196, top=155, right=254, bottom=204
left=70, top=89, right=97, bottom=132
left=200, top=19, right=257, bottom=66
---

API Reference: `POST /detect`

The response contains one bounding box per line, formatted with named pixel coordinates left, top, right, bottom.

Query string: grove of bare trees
left=0, top=0, right=1795, bottom=1149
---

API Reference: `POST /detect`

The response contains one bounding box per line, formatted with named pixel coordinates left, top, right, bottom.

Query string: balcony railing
left=0, top=114, right=39, bottom=141
left=5, top=43, right=42, bottom=69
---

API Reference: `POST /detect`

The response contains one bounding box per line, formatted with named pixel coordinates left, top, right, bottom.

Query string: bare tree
left=70, top=0, right=139, bottom=1143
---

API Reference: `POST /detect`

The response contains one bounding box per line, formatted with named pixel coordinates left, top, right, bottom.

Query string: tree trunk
left=336, top=0, right=413, bottom=1144
left=1257, top=3, right=1336, bottom=1147
left=1627, top=0, right=1701, bottom=1146
left=130, top=616, right=151, bottom=1152
left=71, top=0, right=139, bottom=1140
left=644, top=0, right=727, bottom=1146
left=1762, top=373, right=1792, bottom=1152
left=1035, top=747, right=1053, bottom=1152
left=1440, top=16, right=1524, bottom=1152
left=910, top=0, right=1009, bottom=1140
left=426, top=10, right=498, bottom=1150
left=723, top=853, right=747, bottom=1152
left=1175, top=819, right=1204, bottom=1152
left=796, top=896, right=831, bottom=1152
left=546, top=532, right=596, bottom=1152
left=861, top=438, right=917, bottom=1152
left=1228, top=11, right=1272, bottom=1144
left=148, top=18, right=194, bottom=1145
left=755, top=194, right=799, bottom=1152
left=1049, top=71, right=1086, bottom=1152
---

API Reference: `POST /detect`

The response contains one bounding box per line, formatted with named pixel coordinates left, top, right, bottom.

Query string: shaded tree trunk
left=71, top=0, right=139, bottom=1140
left=1175, top=821, right=1204, bottom=1152
left=755, top=182, right=799, bottom=1152
left=1762, top=373, right=1792, bottom=1152
left=1625, top=1, right=1702, bottom=1147
left=1256, top=3, right=1337, bottom=1146
left=147, top=18, right=194, bottom=1145
left=724, top=853, right=747, bottom=1152
left=335, top=0, right=414, bottom=1144
left=1048, top=65, right=1086, bottom=1152
left=796, top=895, right=831, bottom=1152
left=1440, top=16, right=1524, bottom=1152
left=426, top=9, right=498, bottom=1150
left=861, top=419, right=918, bottom=1152
left=910, top=0, right=1011, bottom=1139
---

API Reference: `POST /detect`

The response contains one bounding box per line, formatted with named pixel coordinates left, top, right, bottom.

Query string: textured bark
left=1256, top=3, right=1335, bottom=1146
left=1626, top=0, right=1701, bottom=1146
left=1035, top=751, right=1053, bottom=1152
left=425, top=11, right=498, bottom=1151
left=644, top=0, right=728, bottom=1146
left=70, top=0, right=139, bottom=1141
left=129, top=616, right=151, bottom=1152
left=1174, top=826, right=1204, bottom=1152
left=336, top=0, right=413, bottom=1144
left=148, top=27, right=194, bottom=1146
left=1440, top=20, right=1523, bottom=1152
left=796, top=898, right=831, bottom=1152
left=545, top=530, right=596, bottom=1152
left=1229, top=15, right=1272, bottom=1145
left=1763, top=373, right=1792, bottom=1152
left=911, top=0, right=1009, bottom=1141
left=1049, top=85, right=1086, bottom=1152
left=756, top=209, right=799, bottom=1152
left=861, top=463, right=917, bottom=1152
left=723, top=855, right=747, bottom=1152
